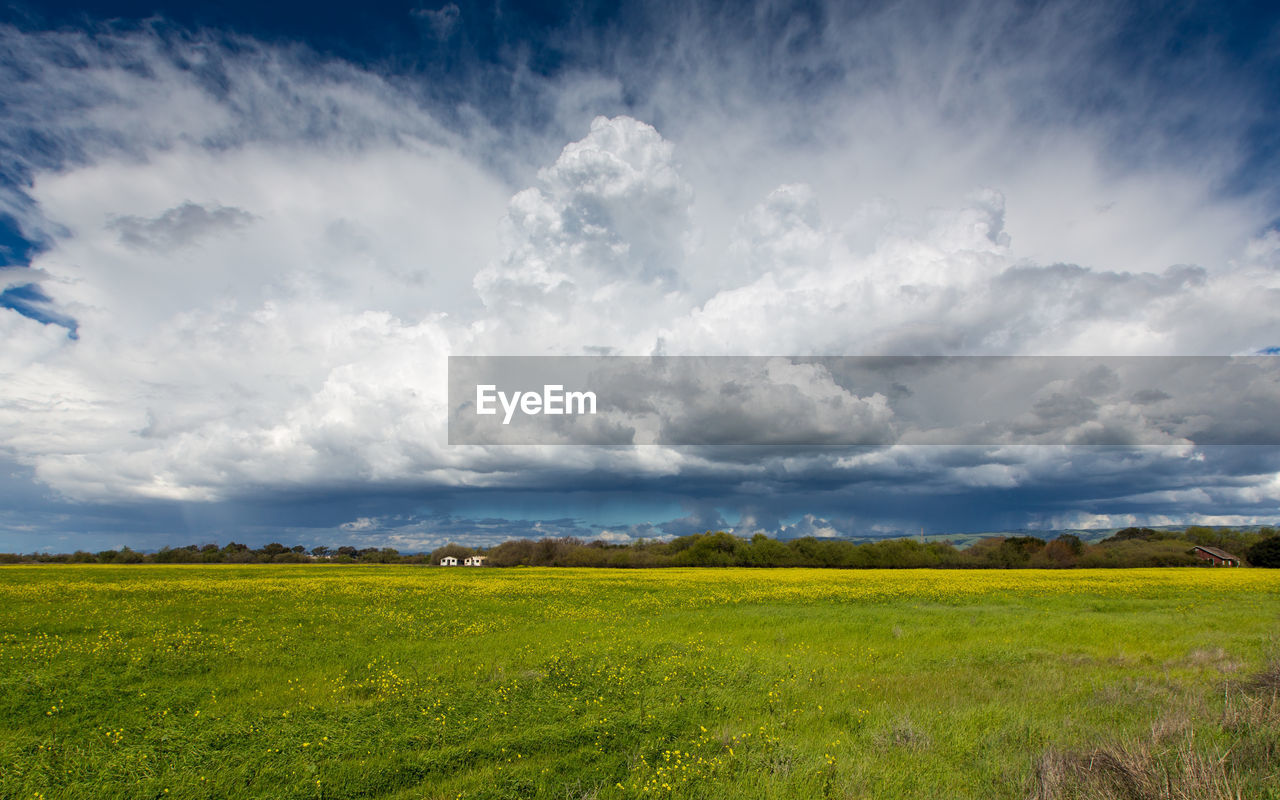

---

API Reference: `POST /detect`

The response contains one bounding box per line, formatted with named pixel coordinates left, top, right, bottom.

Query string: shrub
left=1246, top=536, right=1280, bottom=568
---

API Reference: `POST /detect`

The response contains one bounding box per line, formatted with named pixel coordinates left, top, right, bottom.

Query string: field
left=2, top=566, right=1278, bottom=799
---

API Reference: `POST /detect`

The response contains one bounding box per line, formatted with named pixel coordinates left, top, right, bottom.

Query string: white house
left=464, top=555, right=486, bottom=567
left=440, top=556, right=458, bottom=566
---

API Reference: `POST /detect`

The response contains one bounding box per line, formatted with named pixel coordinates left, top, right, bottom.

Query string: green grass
left=1, top=566, right=1277, bottom=799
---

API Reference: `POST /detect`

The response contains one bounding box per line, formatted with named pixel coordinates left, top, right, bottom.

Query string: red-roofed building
left=1191, top=546, right=1241, bottom=566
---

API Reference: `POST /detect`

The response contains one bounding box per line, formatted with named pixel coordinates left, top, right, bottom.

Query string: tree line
left=0, top=542, right=416, bottom=565
left=3, top=526, right=1279, bottom=567
left=452, top=526, right=1280, bottom=568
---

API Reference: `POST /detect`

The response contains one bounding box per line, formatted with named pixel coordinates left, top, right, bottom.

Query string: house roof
left=1193, top=545, right=1240, bottom=561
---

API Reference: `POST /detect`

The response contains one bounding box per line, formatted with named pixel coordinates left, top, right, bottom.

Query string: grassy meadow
left=2, top=565, right=1278, bottom=799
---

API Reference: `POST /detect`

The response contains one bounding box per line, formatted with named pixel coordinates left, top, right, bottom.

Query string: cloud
left=412, top=4, right=460, bottom=40
left=780, top=513, right=843, bottom=539
left=108, top=202, right=256, bottom=251
left=594, top=529, right=633, bottom=544
left=0, top=266, right=53, bottom=292
left=659, top=505, right=730, bottom=537
left=0, top=3, right=1277, bottom=542
left=473, top=114, right=694, bottom=342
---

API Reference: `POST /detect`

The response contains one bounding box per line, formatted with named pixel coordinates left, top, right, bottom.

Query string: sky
left=1, top=0, right=1279, bottom=553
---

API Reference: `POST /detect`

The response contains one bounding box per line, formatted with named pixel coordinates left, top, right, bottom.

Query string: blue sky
left=1, top=0, right=1279, bottom=552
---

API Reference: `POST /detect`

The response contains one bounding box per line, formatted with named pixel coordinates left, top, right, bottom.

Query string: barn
left=440, top=556, right=458, bottom=566
left=1191, top=546, right=1241, bottom=566
left=464, top=556, right=486, bottom=566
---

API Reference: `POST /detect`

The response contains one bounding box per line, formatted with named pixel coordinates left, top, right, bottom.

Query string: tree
left=154, top=546, right=199, bottom=563
left=1053, top=534, right=1085, bottom=554
left=1103, top=527, right=1160, bottom=543
left=221, top=542, right=255, bottom=563
left=1246, top=536, right=1280, bottom=567
left=360, top=548, right=400, bottom=563
left=743, top=534, right=794, bottom=567
left=430, top=543, right=477, bottom=563
left=1042, top=534, right=1084, bottom=566
left=1003, top=536, right=1046, bottom=559
left=678, top=531, right=745, bottom=566
left=113, top=547, right=143, bottom=564
left=486, top=539, right=535, bottom=567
